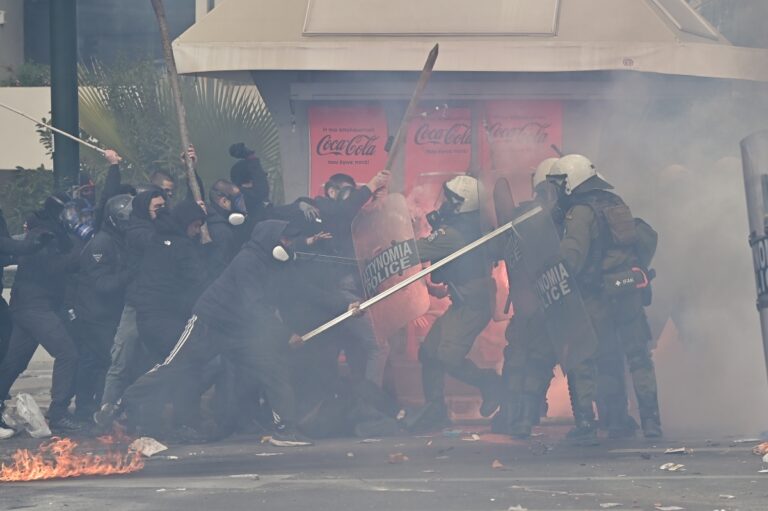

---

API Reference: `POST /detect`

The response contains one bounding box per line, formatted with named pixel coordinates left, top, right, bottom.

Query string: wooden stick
left=301, top=205, right=543, bottom=342
left=150, top=0, right=212, bottom=244
left=384, top=44, right=439, bottom=171
left=0, top=101, right=106, bottom=155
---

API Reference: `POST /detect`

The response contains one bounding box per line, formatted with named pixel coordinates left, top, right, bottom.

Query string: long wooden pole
left=0, top=101, right=106, bottom=155
left=384, top=44, right=439, bottom=171
left=301, top=205, right=542, bottom=342
left=150, top=0, right=211, bottom=244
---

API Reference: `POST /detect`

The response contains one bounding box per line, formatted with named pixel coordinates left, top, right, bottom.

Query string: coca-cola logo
left=316, top=134, right=379, bottom=157
left=414, top=123, right=471, bottom=146
left=487, top=122, right=550, bottom=145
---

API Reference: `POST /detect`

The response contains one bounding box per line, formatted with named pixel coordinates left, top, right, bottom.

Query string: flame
left=0, top=433, right=144, bottom=482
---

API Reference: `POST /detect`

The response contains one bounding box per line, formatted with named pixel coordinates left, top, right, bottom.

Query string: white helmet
left=444, top=175, right=480, bottom=214
left=532, top=157, right=559, bottom=189
left=549, top=154, right=612, bottom=195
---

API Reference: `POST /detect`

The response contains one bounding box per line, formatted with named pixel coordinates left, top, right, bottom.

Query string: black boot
left=604, top=397, right=638, bottom=439
left=509, top=394, right=540, bottom=438
left=491, top=394, right=521, bottom=435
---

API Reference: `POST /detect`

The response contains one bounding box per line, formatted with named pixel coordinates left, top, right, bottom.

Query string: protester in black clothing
left=308, top=170, right=391, bottom=386
left=70, top=194, right=133, bottom=421
left=0, top=194, right=82, bottom=432
left=135, top=200, right=209, bottom=361
left=206, top=179, right=248, bottom=276
left=96, top=190, right=165, bottom=418
left=115, top=220, right=315, bottom=446
left=0, top=209, right=53, bottom=366
left=229, top=142, right=270, bottom=209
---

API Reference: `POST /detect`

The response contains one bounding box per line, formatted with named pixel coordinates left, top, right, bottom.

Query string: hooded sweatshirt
left=124, top=190, right=163, bottom=307
left=10, top=211, right=79, bottom=311
left=193, top=220, right=290, bottom=338
left=134, top=201, right=209, bottom=319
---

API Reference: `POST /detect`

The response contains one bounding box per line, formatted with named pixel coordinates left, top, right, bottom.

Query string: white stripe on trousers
left=148, top=315, right=198, bottom=373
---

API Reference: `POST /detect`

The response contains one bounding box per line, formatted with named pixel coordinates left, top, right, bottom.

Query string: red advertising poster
left=404, top=106, right=472, bottom=192
left=308, top=105, right=389, bottom=197
left=480, top=100, right=562, bottom=202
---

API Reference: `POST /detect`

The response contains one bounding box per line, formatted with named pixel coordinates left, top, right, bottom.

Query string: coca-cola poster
left=308, top=105, right=388, bottom=197
left=480, top=100, right=562, bottom=200
left=404, top=107, right=472, bottom=190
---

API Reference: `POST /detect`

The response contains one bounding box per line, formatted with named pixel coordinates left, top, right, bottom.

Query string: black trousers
left=121, top=315, right=297, bottom=434
left=0, top=307, right=78, bottom=419
left=70, top=318, right=117, bottom=418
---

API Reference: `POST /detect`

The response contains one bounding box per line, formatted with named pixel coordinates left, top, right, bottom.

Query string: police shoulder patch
left=92, top=253, right=103, bottom=263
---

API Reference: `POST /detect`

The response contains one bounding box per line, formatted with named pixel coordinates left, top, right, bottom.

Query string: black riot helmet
left=210, top=179, right=247, bottom=226
left=104, top=194, right=134, bottom=234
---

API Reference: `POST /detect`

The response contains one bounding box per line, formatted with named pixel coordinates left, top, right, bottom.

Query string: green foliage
left=78, top=59, right=283, bottom=203
left=0, top=167, right=54, bottom=234
left=1, top=61, right=51, bottom=87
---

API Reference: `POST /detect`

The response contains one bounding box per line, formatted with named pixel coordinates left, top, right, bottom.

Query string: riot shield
left=502, top=192, right=599, bottom=373
left=741, top=130, right=768, bottom=382
left=494, top=178, right=539, bottom=319
left=352, top=193, right=430, bottom=342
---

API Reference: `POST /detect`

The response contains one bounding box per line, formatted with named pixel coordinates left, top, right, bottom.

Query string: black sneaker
left=49, top=414, right=84, bottom=433
left=269, top=428, right=314, bottom=447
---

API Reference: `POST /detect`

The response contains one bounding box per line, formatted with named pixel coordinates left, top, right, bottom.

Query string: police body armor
left=568, top=190, right=654, bottom=301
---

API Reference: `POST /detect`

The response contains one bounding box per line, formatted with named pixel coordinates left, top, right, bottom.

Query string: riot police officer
left=495, top=158, right=560, bottom=438
left=547, top=155, right=662, bottom=440
left=407, top=175, right=502, bottom=432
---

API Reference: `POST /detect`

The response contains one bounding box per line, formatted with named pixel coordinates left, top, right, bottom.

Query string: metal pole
left=301, top=205, right=542, bottom=341
left=0, top=102, right=105, bottom=155
left=740, top=130, right=768, bottom=384
left=49, top=0, right=79, bottom=192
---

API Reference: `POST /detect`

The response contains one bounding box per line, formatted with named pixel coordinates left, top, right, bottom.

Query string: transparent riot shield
left=501, top=187, right=599, bottom=373
left=740, top=130, right=768, bottom=382
left=352, top=193, right=430, bottom=342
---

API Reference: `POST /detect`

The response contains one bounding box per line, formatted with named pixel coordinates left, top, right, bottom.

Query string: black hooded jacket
left=134, top=201, right=209, bottom=319
left=193, top=220, right=291, bottom=338
left=205, top=206, right=246, bottom=278
left=73, top=219, right=131, bottom=326
left=124, top=190, right=163, bottom=307
left=10, top=212, right=79, bottom=311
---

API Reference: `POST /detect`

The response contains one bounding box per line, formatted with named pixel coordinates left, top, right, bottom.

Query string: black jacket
left=73, top=223, right=130, bottom=326
left=0, top=208, right=50, bottom=293
left=313, top=187, right=372, bottom=258
left=193, top=220, right=290, bottom=338
left=124, top=190, right=162, bottom=307
left=10, top=213, right=79, bottom=311
left=205, top=209, right=245, bottom=278
left=134, top=203, right=209, bottom=319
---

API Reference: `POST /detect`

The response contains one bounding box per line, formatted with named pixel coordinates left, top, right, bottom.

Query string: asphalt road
left=1, top=352, right=767, bottom=511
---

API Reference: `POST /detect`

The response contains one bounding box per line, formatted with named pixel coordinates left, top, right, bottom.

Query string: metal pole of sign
left=300, top=205, right=543, bottom=342
left=740, top=130, right=768, bottom=384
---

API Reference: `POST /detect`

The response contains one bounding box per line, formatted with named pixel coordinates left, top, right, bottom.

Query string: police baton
left=300, top=205, right=543, bottom=342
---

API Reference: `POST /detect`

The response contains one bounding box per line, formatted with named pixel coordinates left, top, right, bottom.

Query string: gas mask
left=227, top=193, right=248, bottom=226
left=426, top=189, right=463, bottom=231
left=61, top=201, right=95, bottom=241
left=331, top=185, right=354, bottom=202
left=272, top=243, right=294, bottom=262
